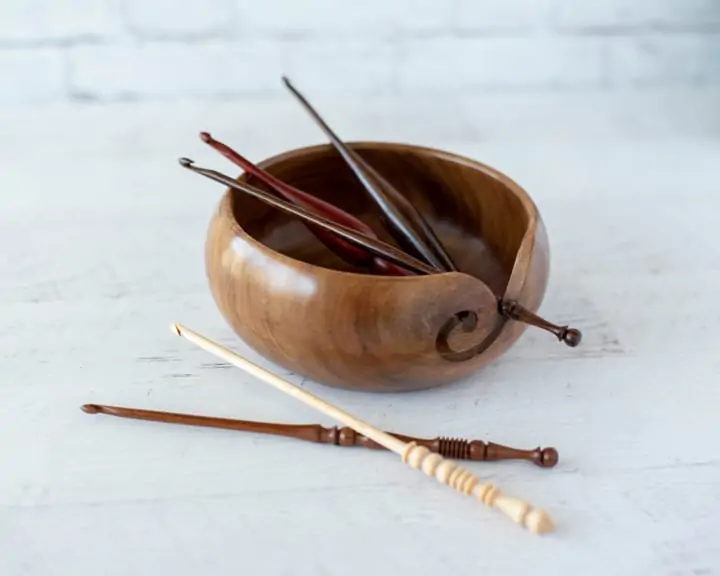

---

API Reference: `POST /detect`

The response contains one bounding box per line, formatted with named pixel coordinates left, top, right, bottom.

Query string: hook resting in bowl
left=499, top=300, right=582, bottom=347
left=179, top=157, right=435, bottom=276
left=281, top=75, right=456, bottom=273
left=196, top=131, right=418, bottom=277
left=436, top=299, right=582, bottom=363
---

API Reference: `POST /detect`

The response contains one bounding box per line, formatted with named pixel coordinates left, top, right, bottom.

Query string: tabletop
left=1, top=93, right=719, bottom=575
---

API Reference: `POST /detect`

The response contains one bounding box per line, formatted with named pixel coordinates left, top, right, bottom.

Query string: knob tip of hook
left=562, top=328, right=582, bottom=347
left=538, top=447, right=559, bottom=467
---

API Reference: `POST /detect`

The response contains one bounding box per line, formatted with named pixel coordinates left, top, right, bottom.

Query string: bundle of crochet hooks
left=169, top=322, right=555, bottom=534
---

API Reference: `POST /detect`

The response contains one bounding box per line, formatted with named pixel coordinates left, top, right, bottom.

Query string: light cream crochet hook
left=171, top=322, right=555, bottom=534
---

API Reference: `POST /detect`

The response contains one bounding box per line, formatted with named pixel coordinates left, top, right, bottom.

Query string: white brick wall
left=69, top=40, right=285, bottom=100
left=0, top=0, right=121, bottom=43
left=397, top=37, right=606, bottom=91
left=0, top=49, right=65, bottom=106
left=606, top=33, right=720, bottom=86
left=235, top=0, right=455, bottom=34
left=0, top=0, right=718, bottom=109
left=454, top=0, right=553, bottom=33
left=552, top=0, right=720, bottom=30
left=123, top=0, right=236, bottom=39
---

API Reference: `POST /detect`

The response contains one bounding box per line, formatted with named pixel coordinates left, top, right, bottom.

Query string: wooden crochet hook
left=80, top=403, right=558, bottom=468
left=281, top=76, right=456, bottom=273
left=171, top=322, right=555, bottom=534
left=179, top=158, right=434, bottom=275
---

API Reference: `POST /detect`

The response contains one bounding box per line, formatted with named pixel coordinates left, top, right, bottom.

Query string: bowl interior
left=230, top=142, right=532, bottom=297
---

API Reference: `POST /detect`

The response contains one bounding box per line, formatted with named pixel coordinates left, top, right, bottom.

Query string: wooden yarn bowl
left=205, top=142, right=549, bottom=392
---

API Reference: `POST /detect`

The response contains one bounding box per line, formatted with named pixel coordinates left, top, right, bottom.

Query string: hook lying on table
left=81, top=403, right=559, bottom=468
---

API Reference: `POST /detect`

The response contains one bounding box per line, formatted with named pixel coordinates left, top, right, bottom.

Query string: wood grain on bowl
left=204, top=142, right=550, bottom=392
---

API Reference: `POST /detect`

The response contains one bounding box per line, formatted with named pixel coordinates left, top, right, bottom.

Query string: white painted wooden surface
left=1, top=94, right=719, bottom=575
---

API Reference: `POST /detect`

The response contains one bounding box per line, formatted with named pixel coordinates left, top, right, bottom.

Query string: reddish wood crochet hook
left=179, top=158, right=434, bottom=275
left=199, top=131, right=415, bottom=276
left=81, top=403, right=558, bottom=468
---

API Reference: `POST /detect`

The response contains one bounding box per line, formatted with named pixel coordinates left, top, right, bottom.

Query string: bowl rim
left=218, top=140, right=541, bottom=298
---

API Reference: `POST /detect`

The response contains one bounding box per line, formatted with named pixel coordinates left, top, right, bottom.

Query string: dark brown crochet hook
left=81, top=403, right=558, bottom=468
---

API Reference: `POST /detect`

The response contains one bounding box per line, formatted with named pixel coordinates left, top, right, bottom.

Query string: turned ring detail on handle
left=401, top=442, right=553, bottom=533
